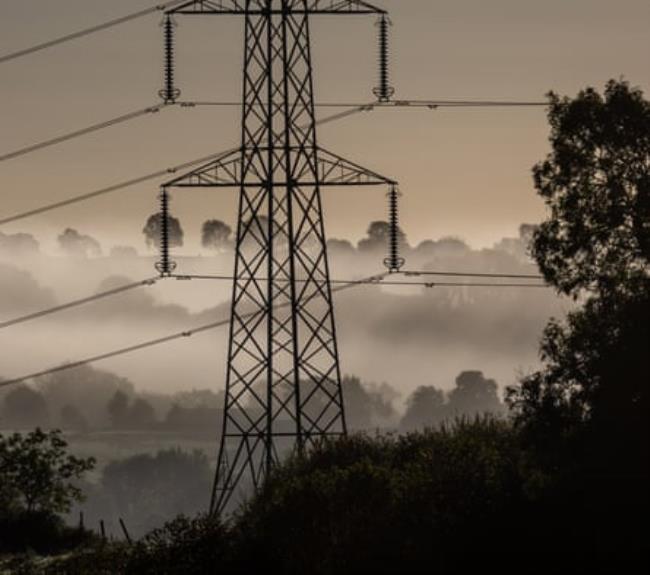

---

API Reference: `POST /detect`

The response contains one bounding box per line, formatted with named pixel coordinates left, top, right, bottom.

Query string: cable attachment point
left=155, top=187, right=177, bottom=277
left=372, top=15, right=395, bottom=103
left=383, top=185, right=405, bottom=273
left=159, top=14, right=181, bottom=105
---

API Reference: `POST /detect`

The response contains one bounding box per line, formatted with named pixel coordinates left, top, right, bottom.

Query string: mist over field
left=0, top=224, right=567, bottom=402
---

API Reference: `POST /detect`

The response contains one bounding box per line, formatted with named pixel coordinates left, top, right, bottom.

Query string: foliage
left=1, top=385, right=50, bottom=429
left=142, top=213, right=184, bottom=250
left=0, top=430, right=95, bottom=555
left=507, top=80, right=650, bottom=571
left=0, top=429, right=95, bottom=515
left=57, top=228, right=101, bottom=258
left=201, top=219, right=232, bottom=251
left=231, top=421, right=529, bottom=575
left=531, top=80, right=650, bottom=298
left=400, top=371, right=505, bottom=432
left=357, top=220, right=408, bottom=253
left=106, top=391, right=156, bottom=430
left=98, top=449, right=212, bottom=537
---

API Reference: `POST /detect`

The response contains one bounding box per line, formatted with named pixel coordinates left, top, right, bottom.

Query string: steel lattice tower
left=160, top=0, right=395, bottom=515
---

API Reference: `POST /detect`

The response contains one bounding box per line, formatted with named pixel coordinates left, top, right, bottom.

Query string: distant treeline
left=0, top=366, right=505, bottom=435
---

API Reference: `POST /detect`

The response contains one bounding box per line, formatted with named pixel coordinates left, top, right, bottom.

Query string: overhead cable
left=0, top=1, right=187, bottom=65
left=0, top=277, right=159, bottom=330
left=0, top=105, right=371, bottom=225
left=0, top=272, right=387, bottom=389
left=0, top=104, right=166, bottom=164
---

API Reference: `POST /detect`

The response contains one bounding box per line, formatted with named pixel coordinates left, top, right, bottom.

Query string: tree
left=506, top=80, right=649, bottom=569
left=358, top=220, right=408, bottom=254
left=142, top=213, right=184, bottom=250
left=342, top=376, right=396, bottom=430
left=0, top=429, right=95, bottom=514
left=1, top=385, right=50, bottom=428
left=508, top=80, right=650, bottom=432
left=400, top=385, right=446, bottom=432
left=530, top=80, right=649, bottom=298
left=0, top=232, right=40, bottom=256
left=201, top=219, right=232, bottom=252
left=58, top=228, right=102, bottom=258
left=38, top=364, right=136, bottom=429
left=447, top=371, right=504, bottom=418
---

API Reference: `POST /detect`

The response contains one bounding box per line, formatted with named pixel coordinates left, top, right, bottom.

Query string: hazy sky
left=1, top=0, right=649, bottom=251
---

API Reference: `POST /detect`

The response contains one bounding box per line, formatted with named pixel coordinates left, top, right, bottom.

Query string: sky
left=1, top=0, right=649, bottom=252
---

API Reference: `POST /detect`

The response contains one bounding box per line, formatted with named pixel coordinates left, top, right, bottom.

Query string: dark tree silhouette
left=507, top=79, right=649, bottom=572
left=342, top=376, right=396, bottom=430
left=142, top=213, right=184, bottom=250
left=0, top=231, right=40, bottom=256
left=58, top=228, right=101, bottom=258
left=201, top=219, right=232, bottom=251
left=447, top=371, right=504, bottom=418
left=1, top=386, right=50, bottom=429
left=358, top=220, right=408, bottom=253
left=0, top=429, right=94, bottom=514
left=400, top=385, right=446, bottom=432
left=530, top=79, right=649, bottom=298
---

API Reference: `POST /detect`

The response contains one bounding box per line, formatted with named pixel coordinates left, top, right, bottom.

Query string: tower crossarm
left=163, top=148, right=243, bottom=187
left=162, top=146, right=395, bottom=188
left=167, top=0, right=386, bottom=16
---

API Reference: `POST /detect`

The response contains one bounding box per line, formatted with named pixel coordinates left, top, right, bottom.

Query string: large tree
left=508, top=80, right=649, bottom=431
left=530, top=79, right=649, bottom=298
left=507, top=80, right=649, bottom=568
left=142, top=213, right=184, bottom=250
left=0, top=429, right=94, bottom=515
left=201, top=219, right=232, bottom=252
left=58, top=228, right=101, bottom=258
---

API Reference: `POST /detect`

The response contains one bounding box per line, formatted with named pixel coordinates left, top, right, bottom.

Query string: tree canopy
left=531, top=80, right=650, bottom=298
left=0, top=429, right=95, bottom=515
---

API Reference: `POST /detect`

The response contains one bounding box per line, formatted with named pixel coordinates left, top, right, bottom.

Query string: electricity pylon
left=158, top=0, right=396, bottom=515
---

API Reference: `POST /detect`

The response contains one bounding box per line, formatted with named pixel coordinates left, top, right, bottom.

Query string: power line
left=173, top=273, right=548, bottom=287
left=0, top=0, right=187, bottom=65
left=0, top=319, right=226, bottom=390
left=0, top=270, right=548, bottom=335
left=182, top=99, right=547, bottom=109
left=402, top=269, right=544, bottom=280
left=0, top=105, right=371, bottom=226
left=0, top=272, right=386, bottom=389
left=0, top=104, right=166, bottom=164
left=0, top=277, right=159, bottom=330
left=0, top=272, right=550, bottom=389
left=0, top=151, right=231, bottom=226
left=0, top=101, right=378, bottom=166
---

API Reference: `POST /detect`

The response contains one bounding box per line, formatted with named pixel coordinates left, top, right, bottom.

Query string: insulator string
left=159, top=15, right=180, bottom=104
left=373, top=15, right=394, bottom=102
left=384, top=185, right=405, bottom=273
left=155, top=187, right=175, bottom=276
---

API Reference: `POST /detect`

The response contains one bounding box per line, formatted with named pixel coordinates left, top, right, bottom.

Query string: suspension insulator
left=155, top=187, right=177, bottom=276
left=372, top=15, right=395, bottom=103
left=383, top=185, right=405, bottom=273
left=159, top=15, right=181, bottom=104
